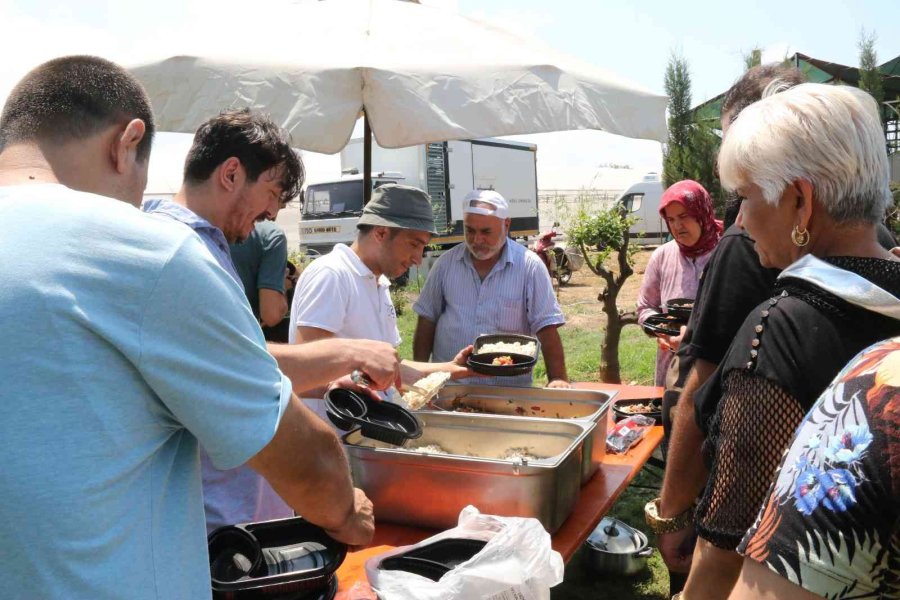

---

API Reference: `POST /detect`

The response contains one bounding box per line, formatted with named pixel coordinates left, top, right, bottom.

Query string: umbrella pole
left=363, top=111, right=372, bottom=205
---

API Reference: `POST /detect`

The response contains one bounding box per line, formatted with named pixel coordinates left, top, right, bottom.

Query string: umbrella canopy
left=131, top=0, right=667, bottom=154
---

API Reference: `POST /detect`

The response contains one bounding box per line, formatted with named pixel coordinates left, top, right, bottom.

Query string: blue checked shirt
left=141, top=198, right=291, bottom=531
left=414, top=238, right=565, bottom=386
left=142, top=198, right=243, bottom=288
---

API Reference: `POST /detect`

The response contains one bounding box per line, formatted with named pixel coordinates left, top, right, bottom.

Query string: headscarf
left=658, top=180, right=723, bottom=258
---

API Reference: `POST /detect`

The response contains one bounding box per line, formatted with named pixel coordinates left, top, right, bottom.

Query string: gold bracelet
left=644, top=497, right=694, bottom=534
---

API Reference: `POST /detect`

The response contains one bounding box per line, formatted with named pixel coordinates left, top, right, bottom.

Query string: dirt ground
left=553, top=247, right=654, bottom=329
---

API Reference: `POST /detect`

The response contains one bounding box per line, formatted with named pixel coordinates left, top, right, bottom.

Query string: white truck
left=614, top=173, right=666, bottom=245
left=298, top=137, right=540, bottom=254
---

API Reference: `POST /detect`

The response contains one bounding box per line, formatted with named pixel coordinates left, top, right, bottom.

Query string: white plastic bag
left=365, top=506, right=564, bottom=600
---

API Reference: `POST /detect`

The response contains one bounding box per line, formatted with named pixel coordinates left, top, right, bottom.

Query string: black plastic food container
left=209, top=517, right=347, bottom=600
left=324, top=388, right=423, bottom=445
left=378, top=538, right=488, bottom=582
left=467, top=333, right=539, bottom=377
left=612, top=397, right=663, bottom=424
left=640, top=314, right=686, bottom=337
left=664, top=297, right=694, bottom=320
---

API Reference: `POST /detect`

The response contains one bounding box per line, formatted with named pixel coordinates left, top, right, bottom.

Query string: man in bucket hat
left=413, top=189, right=569, bottom=388
left=289, top=183, right=472, bottom=396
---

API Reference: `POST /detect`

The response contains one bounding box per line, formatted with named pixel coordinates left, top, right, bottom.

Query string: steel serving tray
left=342, top=412, right=595, bottom=533
left=423, top=384, right=614, bottom=483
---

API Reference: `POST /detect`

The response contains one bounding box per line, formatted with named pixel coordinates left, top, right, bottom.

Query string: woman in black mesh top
left=678, top=83, right=900, bottom=599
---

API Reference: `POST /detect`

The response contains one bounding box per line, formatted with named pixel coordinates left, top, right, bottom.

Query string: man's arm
left=259, top=288, right=288, bottom=328
left=412, top=316, right=437, bottom=361
left=656, top=358, right=717, bottom=572
left=256, top=226, right=288, bottom=327
left=536, top=325, right=569, bottom=387
left=294, top=325, right=335, bottom=343
left=268, top=336, right=401, bottom=392
left=246, top=393, right=374, bottom=545
left=728, top=557, right=821, bottom=600
left=400, top=345, right=474, bottom=384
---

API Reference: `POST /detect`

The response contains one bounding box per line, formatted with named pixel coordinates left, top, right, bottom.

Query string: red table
left=335, top=383, right=664, bottom=591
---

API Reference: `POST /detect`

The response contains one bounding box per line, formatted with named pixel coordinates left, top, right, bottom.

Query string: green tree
left=567, top=204, right=638, bottom=383
left=858, top=29, right=885, bottom=128
left=662, top=53, right=723, bottom=213
left=664, top=53, right=692, bottom=149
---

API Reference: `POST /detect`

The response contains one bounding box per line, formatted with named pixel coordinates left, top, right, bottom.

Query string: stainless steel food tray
left=423, top=384, right=614, bottom=483
left=342, top=412, right=595, bottom=533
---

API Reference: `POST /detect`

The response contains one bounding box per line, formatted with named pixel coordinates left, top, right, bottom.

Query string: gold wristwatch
left=644, top=498, right=694, bottom=534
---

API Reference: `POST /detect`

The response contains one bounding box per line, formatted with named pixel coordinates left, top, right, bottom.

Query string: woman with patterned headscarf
left=637, top=180, right=723, bottom=386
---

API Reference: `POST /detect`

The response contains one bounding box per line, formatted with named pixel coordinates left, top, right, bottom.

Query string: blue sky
left=0, top=0, right=897, bottom=190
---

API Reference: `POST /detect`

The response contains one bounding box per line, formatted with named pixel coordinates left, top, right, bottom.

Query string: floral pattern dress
left=738, top=337, right=900, bottom=599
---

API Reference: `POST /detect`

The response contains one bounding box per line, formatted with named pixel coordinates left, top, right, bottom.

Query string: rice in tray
left=411, top=444, right=451, bottom=455
left=500, top=446, right=541, bottom=461
left=405, top=443, right=544, bottom=461
left=401, top=371, right=451, bottom=410
left=476, top=340, right=537, bottom=357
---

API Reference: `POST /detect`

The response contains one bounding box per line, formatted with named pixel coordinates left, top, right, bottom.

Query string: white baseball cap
left=462, top=189, right=509, bottom=219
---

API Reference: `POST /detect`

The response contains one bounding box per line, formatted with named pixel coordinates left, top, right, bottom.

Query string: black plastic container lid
left=324, top=388, right=423, bottom=445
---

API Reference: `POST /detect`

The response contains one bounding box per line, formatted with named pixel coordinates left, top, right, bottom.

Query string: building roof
left=692, top=52, right=900, bottom=128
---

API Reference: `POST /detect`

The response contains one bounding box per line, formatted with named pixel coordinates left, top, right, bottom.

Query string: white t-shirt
left=289, top=244, right=401, bottom=346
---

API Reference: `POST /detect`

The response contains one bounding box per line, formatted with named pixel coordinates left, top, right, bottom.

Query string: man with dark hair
left=0, top=56, right=395, bottom=599
left=648, top=63, right=805, bottom=597
left=142, top=109, right=397, bottom=534
left=0, top=55, right=154, bottom=204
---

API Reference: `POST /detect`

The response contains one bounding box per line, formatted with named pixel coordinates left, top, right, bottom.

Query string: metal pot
left=584, top=517, right=653, bottom=576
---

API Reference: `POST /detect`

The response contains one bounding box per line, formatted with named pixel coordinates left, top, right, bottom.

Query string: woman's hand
left=657, top=325, right=687, bottom=352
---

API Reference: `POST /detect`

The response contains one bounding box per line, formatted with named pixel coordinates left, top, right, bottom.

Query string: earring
left=791, top=225, right=810, bottom=247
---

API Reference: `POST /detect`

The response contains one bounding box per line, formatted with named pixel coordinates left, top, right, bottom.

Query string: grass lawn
left=391, top=254, right=671, bottom=599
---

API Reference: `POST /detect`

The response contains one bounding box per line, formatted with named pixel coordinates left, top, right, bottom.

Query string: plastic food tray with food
left=612, top=397, right=663, bottom=425
left=640, top=313, right=686, bottom=337
left=467, top=333, right=539, bottom=377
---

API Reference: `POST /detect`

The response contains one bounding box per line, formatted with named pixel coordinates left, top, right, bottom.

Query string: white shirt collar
left=332, top=243, right=392, bottom=287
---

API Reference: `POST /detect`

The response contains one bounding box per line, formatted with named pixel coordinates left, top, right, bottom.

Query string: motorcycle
left=531, top=224, right=584, bottom=286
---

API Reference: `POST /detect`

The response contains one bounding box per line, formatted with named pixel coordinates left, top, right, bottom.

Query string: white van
left=615, top=173, right=666, bottom=245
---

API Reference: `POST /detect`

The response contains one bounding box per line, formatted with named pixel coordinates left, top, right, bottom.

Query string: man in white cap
left=413, top=189, right=569, bottom=387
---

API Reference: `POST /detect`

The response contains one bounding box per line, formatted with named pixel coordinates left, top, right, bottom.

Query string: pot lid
left=586, top=517, right=646, bottom=554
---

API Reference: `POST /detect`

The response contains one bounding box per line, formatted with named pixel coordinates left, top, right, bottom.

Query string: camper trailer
left=615, top=173, right=666, bottom=245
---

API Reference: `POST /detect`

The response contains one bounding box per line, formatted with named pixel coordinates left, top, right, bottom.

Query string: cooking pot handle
left=633, top=547, right=654, bottom=558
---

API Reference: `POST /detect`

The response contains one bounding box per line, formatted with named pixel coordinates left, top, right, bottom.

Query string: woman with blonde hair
left=677, top=83, right=900, bottom=599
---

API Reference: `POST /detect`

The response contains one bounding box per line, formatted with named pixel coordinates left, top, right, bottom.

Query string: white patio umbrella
left=131, top=0, right=667, bottom=198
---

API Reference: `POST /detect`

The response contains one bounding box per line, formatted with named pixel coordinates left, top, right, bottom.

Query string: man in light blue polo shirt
left=142, top=109, right=305, bottom=533
left=142, top=110, right=404, bottom=534
left=413, top=189, right=570, bottom=387
left=0, top=56, right=391, bottom=600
